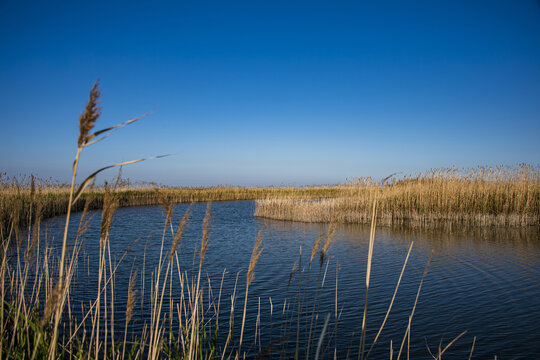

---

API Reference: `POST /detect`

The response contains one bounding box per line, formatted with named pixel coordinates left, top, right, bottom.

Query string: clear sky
left=1, top=1, right=539, bottom=186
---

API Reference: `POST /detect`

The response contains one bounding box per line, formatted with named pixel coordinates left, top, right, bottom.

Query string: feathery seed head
left=247, top=227, right=264, bottom=287
left=41, top=283, right=62, bottom=327
left=30, top=174, right=35, bottom=203
left=288, top=259, right=298, bottom=286
left=320, top=220, right=337, bottom=267
left=154, top=186, right=174, bottom=227
left=310, top=232, right=325, bottom=266
left=126, top=270, right=138, bottom=325
left=78, top=80, right=102, bottom=147
left=100, top=185, right=118, bottom=248
left=170, top=207, right=190, bottom=260
left=199, top=202, right=211, bottom=265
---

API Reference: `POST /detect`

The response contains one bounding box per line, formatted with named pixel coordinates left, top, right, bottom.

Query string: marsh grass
left=255, top=165, right=540, bottom=227
left=6, top=164, right=534, bottom=237
left=0, top=82, right=477, bottom=359
left=0, top=175, right=343, bottom=239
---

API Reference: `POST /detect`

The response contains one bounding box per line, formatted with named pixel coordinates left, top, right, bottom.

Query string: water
left=38, top=201, right=540, bottom=359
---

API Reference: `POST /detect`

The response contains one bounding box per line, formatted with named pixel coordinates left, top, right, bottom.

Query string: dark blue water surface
left=40, top=201, right=540, bottom=359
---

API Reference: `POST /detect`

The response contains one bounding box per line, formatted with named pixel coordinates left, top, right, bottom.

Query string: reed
left=0, top=176, right=344, bottom=238
left=255, top=165, right=540, bottom=227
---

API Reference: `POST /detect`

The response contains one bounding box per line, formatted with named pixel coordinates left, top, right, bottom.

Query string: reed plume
left=247, top=227, right=264, bottom=287
left=199, top=202, right=211, bottom=265
left=78, top=81, right=101, bottom=147
left=126, top=270, right=138, bottom=326
left=78, top=80, right=101, bottom=147
left=239, top=227, right=264, bottom=354
left=320, top=220, right=337, bottom=267
left=156, top=186, right=175, bottom=228
left=25, top=195, right=42, bottom=263
left=41, top=283, right=61, bottom=327
left=310, top=232, right=325, bottom=267
left=170, top=207, right=190, bottom=260
left=100, top=184, right=119, bottom=248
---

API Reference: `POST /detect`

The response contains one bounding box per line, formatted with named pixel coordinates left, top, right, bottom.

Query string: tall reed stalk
left=238, top=227, right=263, bottom=357
left=359, top=189, right=378, bottom=360
left=43, top=81, right=157, bottom=359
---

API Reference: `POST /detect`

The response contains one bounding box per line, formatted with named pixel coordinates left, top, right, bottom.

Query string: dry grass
left=0, top=175, right=343, bottom=239
left=255, top=165, right=540, bottom=227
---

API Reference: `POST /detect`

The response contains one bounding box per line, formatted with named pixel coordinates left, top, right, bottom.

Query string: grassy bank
left=4, top=164, right=538, bottom=236
left=0, top=177, right=344, bottom=237
left=255, top=165, right=540, bottom=227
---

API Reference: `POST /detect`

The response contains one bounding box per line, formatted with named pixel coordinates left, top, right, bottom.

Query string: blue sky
left=1, top=0, right=539, bottom=186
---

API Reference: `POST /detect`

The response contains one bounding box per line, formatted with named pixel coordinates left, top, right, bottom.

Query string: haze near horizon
left=1, top=1, right=539, bottom=186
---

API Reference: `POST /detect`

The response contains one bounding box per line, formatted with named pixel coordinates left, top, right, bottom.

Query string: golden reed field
left=255, top=165, right=540, bottom=227
left=3, top=164, right=538, bottom=237
left=0, top=176, right=344, bottom=236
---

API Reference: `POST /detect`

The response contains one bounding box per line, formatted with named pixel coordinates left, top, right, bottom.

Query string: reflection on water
left=38, top=201, right=540, bottom=359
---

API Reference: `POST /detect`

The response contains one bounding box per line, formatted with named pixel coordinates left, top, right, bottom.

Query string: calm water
left=39, top=201, right=540, bottom=359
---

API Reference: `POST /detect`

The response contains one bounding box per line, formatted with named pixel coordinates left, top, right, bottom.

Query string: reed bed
left=0, top=174, right=344, bottom=239
left=255, top=165, right=540, bottom=227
